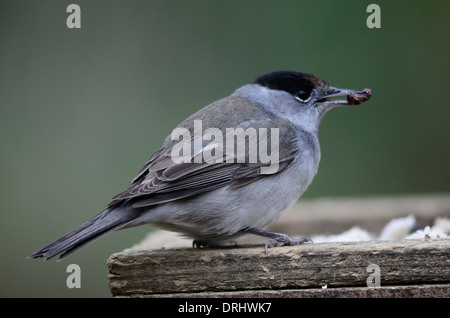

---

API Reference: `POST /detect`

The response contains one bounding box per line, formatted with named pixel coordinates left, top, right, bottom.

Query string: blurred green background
left=1, top=0, right=449, bottom=297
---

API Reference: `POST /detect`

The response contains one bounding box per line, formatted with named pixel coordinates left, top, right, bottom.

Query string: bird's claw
left=264, top=235, right=312, bottom=253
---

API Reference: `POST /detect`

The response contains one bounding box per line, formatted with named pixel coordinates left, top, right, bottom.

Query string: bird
left=28, top=71, right=371, bottom=260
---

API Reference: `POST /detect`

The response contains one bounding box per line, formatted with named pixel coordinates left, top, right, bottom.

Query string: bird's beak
left=319, top=87, right=372, bottom=106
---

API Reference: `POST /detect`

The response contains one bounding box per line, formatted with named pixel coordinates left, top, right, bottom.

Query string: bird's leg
left=241, top=227, right=312, bottom=253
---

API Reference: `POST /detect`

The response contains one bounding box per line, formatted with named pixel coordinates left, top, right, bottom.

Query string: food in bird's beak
left=347, top=88, right=372, bottom=105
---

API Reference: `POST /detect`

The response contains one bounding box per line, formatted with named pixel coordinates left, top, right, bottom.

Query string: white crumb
left=311, top=226, right=374, bottom=243
left=379, top=215, right=416, bottom=240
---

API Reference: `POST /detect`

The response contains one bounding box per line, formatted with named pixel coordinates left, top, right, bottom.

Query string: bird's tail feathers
left=28, top=207, right=136, bottom=260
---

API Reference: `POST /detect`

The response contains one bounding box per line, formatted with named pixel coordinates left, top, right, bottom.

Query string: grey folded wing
left=108, top=118, right=298, bottom=209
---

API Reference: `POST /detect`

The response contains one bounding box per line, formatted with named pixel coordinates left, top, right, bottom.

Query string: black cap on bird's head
left=253, top=71, right=327, bottom=96
left=253, top=71, right=371, bottom=106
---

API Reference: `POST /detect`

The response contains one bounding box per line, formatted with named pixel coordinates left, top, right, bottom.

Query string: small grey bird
left=29, top=71, right=371, bottom=260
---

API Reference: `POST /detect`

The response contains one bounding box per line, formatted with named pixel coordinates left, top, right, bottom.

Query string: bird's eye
left=295, top=90, right=312, bottom=103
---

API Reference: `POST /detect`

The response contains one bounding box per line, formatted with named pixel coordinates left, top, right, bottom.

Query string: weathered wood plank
left=118, top=283, right=450, bottom=298
left=108, top=239, right=450, bottom=297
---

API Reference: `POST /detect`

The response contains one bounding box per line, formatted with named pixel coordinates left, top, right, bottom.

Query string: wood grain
left=108, top=239, right=450, bottom=297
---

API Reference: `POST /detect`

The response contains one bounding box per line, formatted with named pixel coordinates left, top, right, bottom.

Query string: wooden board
left=115, top=284, right=450, bottom=298
left=108, top=239, right=450, bottom=297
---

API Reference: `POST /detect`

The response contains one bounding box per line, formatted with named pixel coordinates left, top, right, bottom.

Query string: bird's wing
left=108, top=97, right=299, bottom=208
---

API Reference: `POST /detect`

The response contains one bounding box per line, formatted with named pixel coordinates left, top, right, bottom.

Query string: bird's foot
left=264, top=234, right=312, bottom=253
left=240, top=227, right=312, bottom=253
